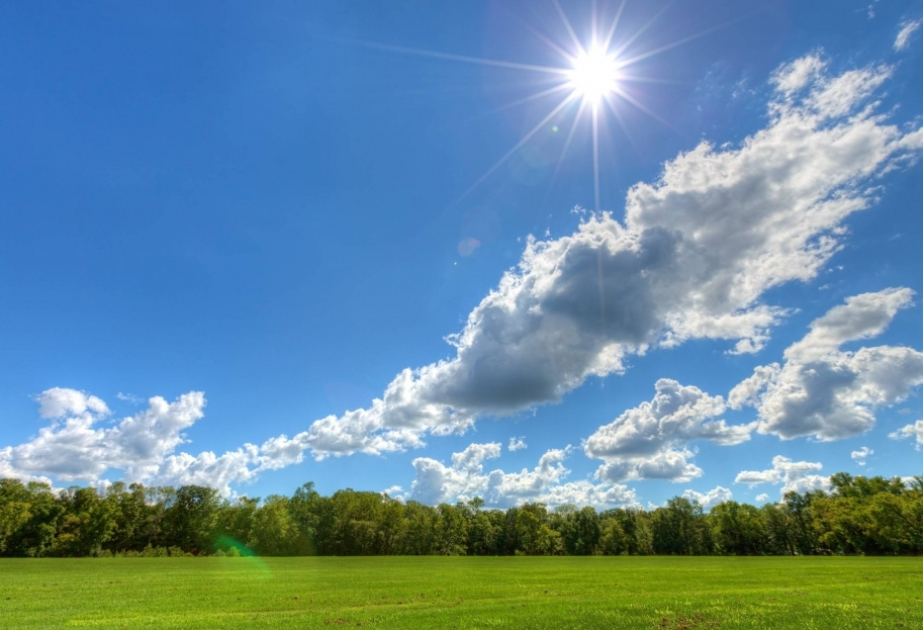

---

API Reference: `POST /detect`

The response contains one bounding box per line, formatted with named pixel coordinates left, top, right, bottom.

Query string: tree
left=599, top=517, right=628, bottom=555
left=433, top=503, right=468, bottom=555
left=162, top=485, right=221, bottom=554
left=709, top=501, right=766, bottom=555
left=51, top=487, right=118, bottom=557
left=0, top=479, right=32, bottom=555
left=760, top=502, right=795, bottom=555
left=651, top=498, right=713, bottom=555
left=249, top=496, right=300, bottom=556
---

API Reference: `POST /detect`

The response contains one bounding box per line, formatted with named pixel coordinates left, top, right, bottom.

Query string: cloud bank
left=402, top=442, right=638, bottom=509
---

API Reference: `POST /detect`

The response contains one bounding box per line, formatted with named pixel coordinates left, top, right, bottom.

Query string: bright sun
left=568, top=47, right=619, bottom=105
left=370, top=2, right=688, bottom=211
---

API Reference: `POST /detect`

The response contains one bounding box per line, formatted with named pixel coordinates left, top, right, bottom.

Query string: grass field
left=1, top=556, right=921, bottom=629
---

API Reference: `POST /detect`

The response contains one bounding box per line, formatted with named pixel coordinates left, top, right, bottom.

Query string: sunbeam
left=357, top=1, right=724, bottom=209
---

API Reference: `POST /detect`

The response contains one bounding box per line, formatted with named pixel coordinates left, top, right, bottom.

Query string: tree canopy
left=1, top=474, right=920, bottom=557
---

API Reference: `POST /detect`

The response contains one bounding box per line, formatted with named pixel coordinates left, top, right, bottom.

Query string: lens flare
left=215, top=536, right=272, bottom=577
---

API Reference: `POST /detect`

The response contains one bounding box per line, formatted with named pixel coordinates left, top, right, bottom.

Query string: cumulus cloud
left=584, top=379, right=753, bottom=483
left=891, top=420, right=923, bottom=447
left=403, top=443, right=637, bottom=508
left=3, top=390, right=205, bottom=483
left=895, top=19, right=921, bottom=51
left=729, top=288, right=923, bottom=440
left=35, top=387, right=110, bottom=420
left=508, top=436, right=527, bottom=451
left=755, top=493, right=770, bottom=502
left=1, top=388, right=291, bottom=496
left=851, top=446, right=873, bottom=466
left=735, top=455, right=831, bottom=497
left=682, top=486, right=732, bottom=510
left=269, top=51, right=923, bottom=461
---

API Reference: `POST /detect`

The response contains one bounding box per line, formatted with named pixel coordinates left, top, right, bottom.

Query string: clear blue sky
left=2, top=0, right=923, bottom=509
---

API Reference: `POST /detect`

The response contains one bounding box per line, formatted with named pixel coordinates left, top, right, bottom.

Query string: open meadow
left=1, top=556, right=921, bottom=629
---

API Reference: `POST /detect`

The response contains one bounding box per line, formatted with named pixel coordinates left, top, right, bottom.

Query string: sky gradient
left=2, top=0, right=923, bottom=509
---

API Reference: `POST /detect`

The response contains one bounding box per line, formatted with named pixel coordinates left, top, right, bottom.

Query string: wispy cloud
left=851, top=446, right=873, bottom=466
left=895, top=19, right=921, bottom=51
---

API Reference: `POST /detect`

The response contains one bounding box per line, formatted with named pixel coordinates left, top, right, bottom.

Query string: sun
left=568, top=46, right=620, bottom=105
left=362, top=1, right=708, bottom=211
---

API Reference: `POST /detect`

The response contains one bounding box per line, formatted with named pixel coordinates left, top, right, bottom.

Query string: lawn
left=1, top=556, right=920, bottom=629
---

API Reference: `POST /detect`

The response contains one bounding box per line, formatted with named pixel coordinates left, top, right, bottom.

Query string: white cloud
left=2, top=389, right=267, bottom=496
left=729, top=288, right=923, bottom=440
left=895, top=19, right=921, bottom=51
left=891, top=420, right=923, bottom=447
left=770, top=54, right=826, bottom=95
left=381, top=485, right=404, bottom=499
left=4, top=390, right=206, bottom=483
left=851, top=446, right=873, bottom=466
left=508, top=436, right=527, bottom=451
left=35, top=387, right=109, bottom=420
left=403, top=443, right=637, bottom=509
left=682, top=485, right=732, bottom=510
left=584, top=379, right=753, bottom=482
left=735, top=455, right=831, bottom=497
left=406, top=442, right=502, bottom=505
left=154, top=447, right=260, bottom=496
left=273, top=52, right=923, bottom=462
left=755, top=493, right=770, bottom=502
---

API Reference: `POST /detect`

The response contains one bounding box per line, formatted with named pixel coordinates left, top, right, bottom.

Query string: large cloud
left=402, top=443, right=637, bottom=509
left=584, top=379, right=752, bottom=483
left=729, top=288, right=923, bottom=440
left=279, top=53, right=922, bottom=460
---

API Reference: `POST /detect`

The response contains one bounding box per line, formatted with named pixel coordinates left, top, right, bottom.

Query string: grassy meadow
left=1, top=556, right=921, bottom=629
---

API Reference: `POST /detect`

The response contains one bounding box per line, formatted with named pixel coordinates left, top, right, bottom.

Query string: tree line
left=0, top=473, right=920, bottom=558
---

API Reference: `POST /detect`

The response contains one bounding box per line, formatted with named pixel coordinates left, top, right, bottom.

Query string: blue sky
left=2, top=0, right=923, bottom=509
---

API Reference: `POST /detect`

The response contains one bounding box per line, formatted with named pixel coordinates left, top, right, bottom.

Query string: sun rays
left=358, top=1, right=724, bottom=210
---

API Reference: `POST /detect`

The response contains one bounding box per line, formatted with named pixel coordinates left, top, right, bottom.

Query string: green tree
left=249, top=496, right=301, bottom=556
left=709, top=501, right=766, bottom=555
left=51, top=487, right=118, bottom=557
left=162, top=485, right=221, bottom=554
left=651, top=497, right=714, bottom=555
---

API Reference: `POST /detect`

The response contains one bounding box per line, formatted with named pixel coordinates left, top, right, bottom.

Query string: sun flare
left=568, top=47, right=620, bottom=105
left=365, top=1, right=710, bottom=210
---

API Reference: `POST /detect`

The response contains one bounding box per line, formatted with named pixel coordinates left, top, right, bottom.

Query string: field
left=1, top=557, right=921, bottom=629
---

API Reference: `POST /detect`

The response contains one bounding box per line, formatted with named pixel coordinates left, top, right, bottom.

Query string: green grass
left=1, top=557, right=921, bottom=629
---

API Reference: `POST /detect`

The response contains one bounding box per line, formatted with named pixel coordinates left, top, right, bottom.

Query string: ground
left=1, top=556, right=921, bottom=629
